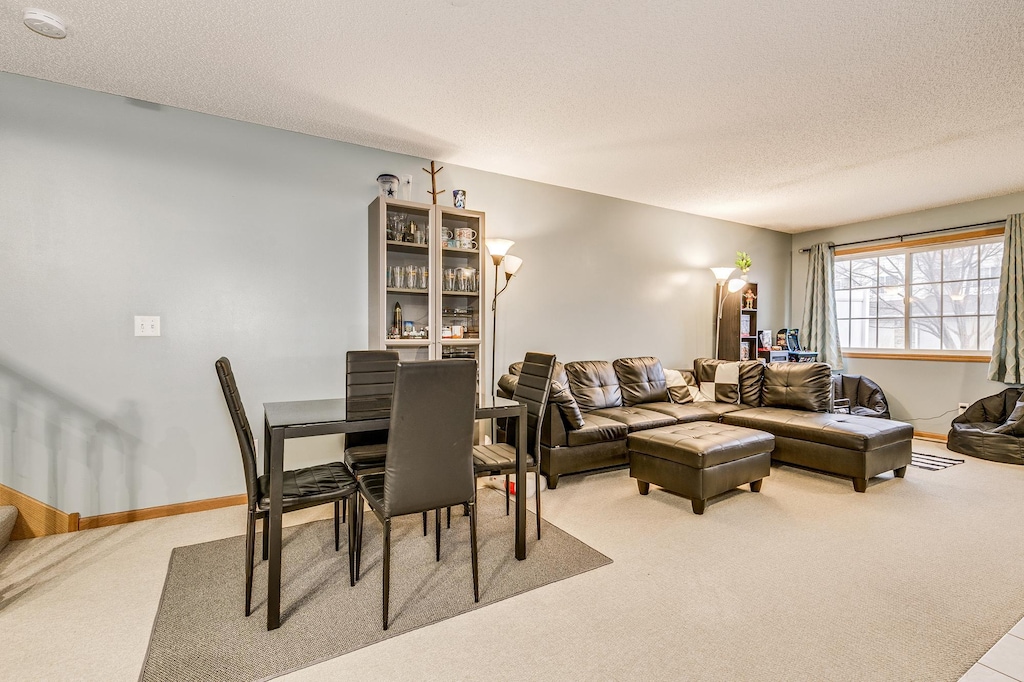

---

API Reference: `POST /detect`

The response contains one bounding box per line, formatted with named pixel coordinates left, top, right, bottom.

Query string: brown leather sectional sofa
left=498, top=356, right=913, bottom=492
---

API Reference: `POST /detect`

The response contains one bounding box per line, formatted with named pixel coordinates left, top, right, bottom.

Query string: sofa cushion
left=566, top=360, right=622, bottom=411
left=665, top=369, right=701, bottom=404
left=696, top=361, right=740, bottom=404
left=694, top=359, right=764, bottom=406
left=697, top=401, right=749, bottom=417
left=761, top=362, right=832, bottom=412
left=565, top=413, right=629, bottom=447
left=722, top=407, right=913, bottom=452
left=590, top=406, right=676, bottom=432
left=640, top=401, right=722, bottom=423
left=613, top=356, right=669, bottom=406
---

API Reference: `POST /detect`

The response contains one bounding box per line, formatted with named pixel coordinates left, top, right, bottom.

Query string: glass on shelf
left=386, top=210, right=429, bottom=246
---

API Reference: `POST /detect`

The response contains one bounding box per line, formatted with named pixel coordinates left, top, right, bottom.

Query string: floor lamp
left=711, top=267, right=746, bottom=360
left=486, top=239, right=522, bottom=397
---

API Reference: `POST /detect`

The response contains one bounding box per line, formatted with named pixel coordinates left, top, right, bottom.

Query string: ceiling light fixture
left=24, top=8, right=66, bottom=38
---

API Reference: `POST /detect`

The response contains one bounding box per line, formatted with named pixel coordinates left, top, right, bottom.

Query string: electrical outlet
left=958, top=402, right=969, bottom=415
left=134, top=316, right=160, bottom=337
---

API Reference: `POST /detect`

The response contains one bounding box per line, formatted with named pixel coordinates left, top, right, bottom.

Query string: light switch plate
left=135, top=316, right=160, bottom=337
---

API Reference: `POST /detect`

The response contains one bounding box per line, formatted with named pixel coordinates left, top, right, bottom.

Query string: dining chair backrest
left=384, top=359, right=476, bottom=518
left=346, top=350, right=399, bottom=448
left=511, top=352, right=557, bottom=458
left=215, top=357, right=258, bottom=510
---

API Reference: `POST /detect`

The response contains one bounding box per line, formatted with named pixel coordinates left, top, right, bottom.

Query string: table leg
left=267, top=426, right=285, bottom=630
left=515, top=404, right=527, bottom=560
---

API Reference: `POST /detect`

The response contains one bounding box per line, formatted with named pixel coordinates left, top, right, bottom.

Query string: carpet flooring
left=139, top=489, right=611, bottom=682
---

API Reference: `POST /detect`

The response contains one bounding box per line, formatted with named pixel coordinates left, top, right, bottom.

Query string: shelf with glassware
left=717, top=282, right=759, bottom=361
left=368, top=198, right=487, bottom=382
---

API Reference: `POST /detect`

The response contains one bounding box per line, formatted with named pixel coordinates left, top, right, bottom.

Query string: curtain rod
left=797, top=219, right=1006, bottom=253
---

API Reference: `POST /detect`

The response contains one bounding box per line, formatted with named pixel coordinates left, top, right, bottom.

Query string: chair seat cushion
left=257, top=461, right=357, bottom=510
left=628, top=422, right=775, bottom=469
left=344, top=443, right=387, bottom=471
left=473, top=443, right=534, bottom=472
left=722, top=407, right=913, bottom=452
left=357, top=472, right=386, bottom=514
left=590, top=406, right=676, bottom=432
left=566, top=413, right=629, bottom=446
left=639, top=402, right=721, bottom=423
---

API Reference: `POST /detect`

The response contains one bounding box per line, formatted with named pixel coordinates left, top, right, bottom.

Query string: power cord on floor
left=907, top=407, right=960, bottom=422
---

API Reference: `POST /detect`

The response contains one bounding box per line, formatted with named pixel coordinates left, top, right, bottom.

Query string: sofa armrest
left=541, top=402, right=570, bottom=448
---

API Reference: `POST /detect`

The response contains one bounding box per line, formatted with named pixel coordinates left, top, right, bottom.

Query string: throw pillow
left=665, top=369, right=701, bottom=404
left=549, top=380, right=586, bottom=430
left=993, top=397, right=1024, bottom=434
left=697, top=361, right=740, bottom=404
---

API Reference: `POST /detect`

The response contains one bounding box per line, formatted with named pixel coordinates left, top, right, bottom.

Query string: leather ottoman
left=628, top=422, right=775, bottom=514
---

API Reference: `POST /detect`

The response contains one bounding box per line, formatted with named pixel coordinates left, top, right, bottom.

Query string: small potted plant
left=735, top=251, right=752, bottom=280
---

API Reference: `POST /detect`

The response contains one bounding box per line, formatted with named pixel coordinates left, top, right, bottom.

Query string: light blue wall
left=792, top=193, right=1024, bottom=435
left=0, top=72, right=792, bottom=515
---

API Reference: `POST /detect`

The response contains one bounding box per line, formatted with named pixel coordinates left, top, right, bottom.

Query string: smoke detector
left=24, top=8, right=67, bottom=38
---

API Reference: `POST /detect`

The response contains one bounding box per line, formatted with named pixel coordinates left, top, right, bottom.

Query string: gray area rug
left=139, top=489, right=610, bottom=682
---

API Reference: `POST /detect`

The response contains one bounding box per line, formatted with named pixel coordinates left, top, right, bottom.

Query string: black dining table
left=261, top=394, right=528, bottom=630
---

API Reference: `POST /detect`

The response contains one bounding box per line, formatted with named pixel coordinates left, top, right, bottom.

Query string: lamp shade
left=710, top=267, right=735, bottom=282
left=503, top=255, right=523, bottom=277
left=486, top=238, right=515, bottom=261
left=727, top=278, right=746, bottom=293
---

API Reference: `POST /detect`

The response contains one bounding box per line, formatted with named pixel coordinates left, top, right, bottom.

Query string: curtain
left=988, top=213, right=1024, bottom=384
left=801, top=242, right=843, bottom=368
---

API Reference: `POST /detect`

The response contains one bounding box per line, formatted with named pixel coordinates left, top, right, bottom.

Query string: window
left=834, top=237, right=1002, bottom=353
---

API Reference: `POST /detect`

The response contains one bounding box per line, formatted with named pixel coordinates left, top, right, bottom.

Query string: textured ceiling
left=2, top=1, right=1024, bottom=232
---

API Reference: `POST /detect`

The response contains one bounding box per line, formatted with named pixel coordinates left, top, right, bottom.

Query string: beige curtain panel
left=988, top=213, right=1024, bottom=384
left=802, top=242, right=843, bottom=368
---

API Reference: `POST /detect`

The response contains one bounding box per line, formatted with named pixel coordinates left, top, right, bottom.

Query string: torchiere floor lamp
left=711, top=267, right=746, bottom=360
left=486, top=238, right=523, bottom=396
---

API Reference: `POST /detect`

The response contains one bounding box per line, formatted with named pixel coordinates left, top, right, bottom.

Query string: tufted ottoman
left=628, top=422, right=775, bottom=514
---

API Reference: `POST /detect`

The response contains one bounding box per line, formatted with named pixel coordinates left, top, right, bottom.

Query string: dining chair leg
left=422, top=511, right=427, bottom=536
left=382, top=519, right=392, bottom=631
left=245, top=511, right=256, bottom=616
left=347, top=495, right=357, bottom=587
left=534, top=470, right=542, bottom=540
left=334, top=500, right=341, bottom=552
left=342, top=501, right=346, bottom=523
left=356, top=496, right=365, bottom=581
left=505, top=474, right=510, bottom=516
left=468, top=500, right=480, bottom=603
left=261, top=514, right=269, bottom=560
left=435, top=508, right=441, bottom=562
left=446, top=505, right=451, bottom=528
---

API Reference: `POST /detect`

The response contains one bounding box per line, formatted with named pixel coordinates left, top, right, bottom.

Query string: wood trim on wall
left=78, top=493, right=247, bottom=530
left=0, top=483, right=80, bottom=540
left=835, top=227, right=1004, bottom=257
left=914, top=431, right=949, bottom=443
left=844, top=352, right=991, bottom=363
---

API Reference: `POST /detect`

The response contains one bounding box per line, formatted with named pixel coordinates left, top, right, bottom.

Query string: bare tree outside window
left=835, top=239, right=1001, bottom=352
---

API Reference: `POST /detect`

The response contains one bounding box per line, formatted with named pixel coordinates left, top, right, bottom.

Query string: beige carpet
left=4, top=441, right=1024, bottom=681
left=139, top=489, right=611, bottom=681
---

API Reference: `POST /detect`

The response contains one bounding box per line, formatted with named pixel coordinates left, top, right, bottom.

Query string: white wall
left=0, top=73, right=792, bottom=515
left=791, top=193, right=1024, bottom=435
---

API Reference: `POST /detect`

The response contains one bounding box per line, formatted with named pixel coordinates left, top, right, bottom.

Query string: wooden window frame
left=834, top=228, right=1003, bottom=361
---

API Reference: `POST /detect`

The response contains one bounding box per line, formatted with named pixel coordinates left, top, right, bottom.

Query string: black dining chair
left=354, top=359, right=479, bottom=630
left=345, top=349, right=440, bottom=537
left=215, top=357, right=359, bottom=617
left=472, top=352, right=555, bottom=540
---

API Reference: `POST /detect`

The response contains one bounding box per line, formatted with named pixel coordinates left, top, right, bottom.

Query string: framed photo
left=740, top=343, right=750, bottom=361
left=758, top=330, right=773, bottom=350
left=740, top=315, right=751, bottom=335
